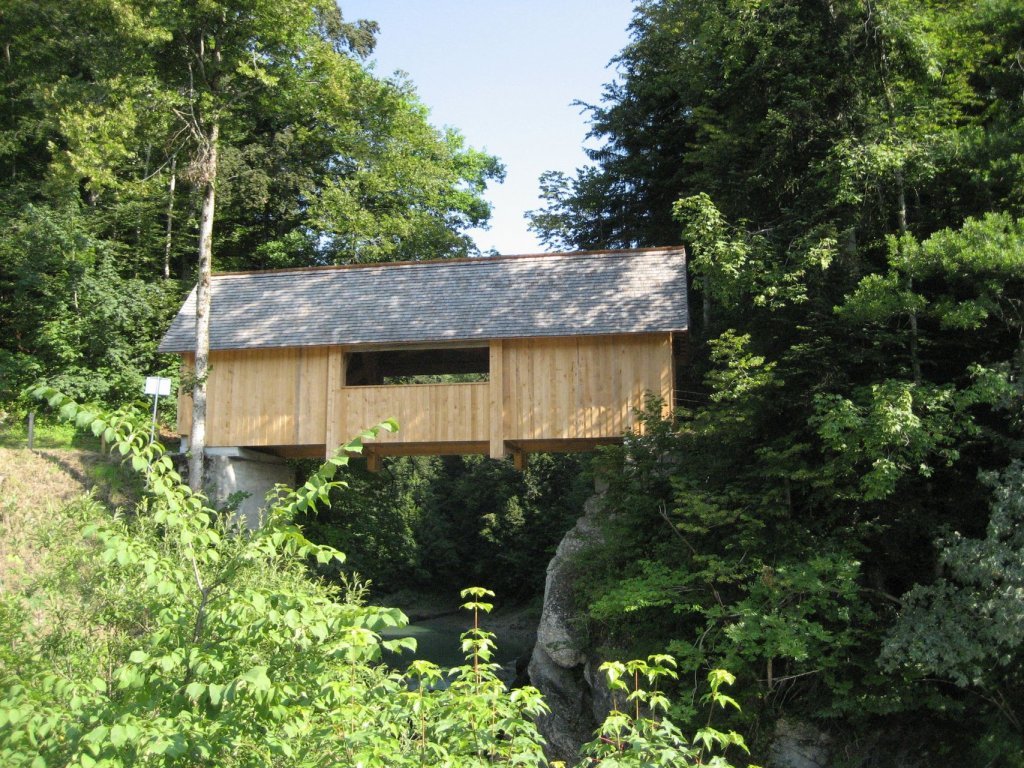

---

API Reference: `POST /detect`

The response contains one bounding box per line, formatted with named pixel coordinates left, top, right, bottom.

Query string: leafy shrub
left=0, top=388, right=752, bottom=767
left=0, top=389, right=549, bottom=766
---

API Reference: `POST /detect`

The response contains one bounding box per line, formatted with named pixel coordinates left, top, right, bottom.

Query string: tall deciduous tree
left=78, top=0, right=384, bottom=488
left=0, top=0, right=503, bottom=440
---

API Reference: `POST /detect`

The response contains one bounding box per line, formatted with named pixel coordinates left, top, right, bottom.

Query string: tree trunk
left=702, top=277, right=712, bottom=335
left=869, top=0, right=922, bottom=386
left=895, top=172, right=921, bottom=384
left=164, top=156, right=176, bottom=280
left=136, top=145, right=151, bottom=249
left=189, top=121, right=219, bottom=492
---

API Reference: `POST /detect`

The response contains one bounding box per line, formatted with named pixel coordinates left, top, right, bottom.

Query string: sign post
left=144, top=376, right=172, bottom=444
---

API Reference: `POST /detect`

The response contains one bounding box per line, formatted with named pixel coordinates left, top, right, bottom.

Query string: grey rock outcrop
left=769, top=719, right=832, bottom=768
left=529, top=490, right=838, bottom=768
left=529, top=493, right=612, bottom=764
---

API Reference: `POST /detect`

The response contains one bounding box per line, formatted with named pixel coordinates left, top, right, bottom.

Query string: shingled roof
left=158, top=246, right=688, bottom=353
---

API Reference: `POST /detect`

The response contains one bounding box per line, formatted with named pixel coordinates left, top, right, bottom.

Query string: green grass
left=88, top=454, right=147, bottom=507
left=0, top=412, right=144, bottom=509
left=0, top=418, right=102, bottom=451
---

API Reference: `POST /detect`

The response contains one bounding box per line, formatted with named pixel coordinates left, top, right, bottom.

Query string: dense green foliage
left=7, top=0, right=1024, bottom=763
left=0, top=391, right=753, bottom=767
left=531, top=0, right=1024, bottom=763
left=0, top=0, right=502, bottom=407
left=298, top=453, right=591, bottom=599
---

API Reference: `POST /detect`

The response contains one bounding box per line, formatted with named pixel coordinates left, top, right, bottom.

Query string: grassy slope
left=0, top=445, right=138, bottom=597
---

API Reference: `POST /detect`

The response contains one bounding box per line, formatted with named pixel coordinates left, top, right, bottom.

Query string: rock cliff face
left=528, top=491, right=838, bottom=768
left=528, top=493, right=612, bottom=764
left=769, top=719, right=832, bottom=768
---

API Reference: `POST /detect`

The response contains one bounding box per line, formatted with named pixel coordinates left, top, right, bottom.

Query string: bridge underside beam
left=229, top=437, right=622, bottom=473
left=362, top=437, right=621, bottom=472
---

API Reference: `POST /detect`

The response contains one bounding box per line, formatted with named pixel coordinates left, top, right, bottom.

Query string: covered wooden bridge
left=159, top=246, right=689, bottom=470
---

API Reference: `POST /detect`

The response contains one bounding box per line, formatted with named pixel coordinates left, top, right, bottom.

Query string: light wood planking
left=177, top=354, right=194, bottom=435
left=372, top=441, right=490, bottom=456
left=297, top=347, right=329, bottom=444
left=179, top=347, right=329, bottom=447
left=175, top=333, right=674, bottom=458
left=501, top=334, right=672, bottom=441
left=489, top=341, right=505, bottom=459
left=324, top=346, right=345, bottom=455
left=335, top=382, right=489, bottom=445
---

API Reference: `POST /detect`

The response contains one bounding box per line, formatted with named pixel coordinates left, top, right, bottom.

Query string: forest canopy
left=528, top=0, right=1024, bottom=762
left=0, top=0, right=502, bottom=406
left=1, top=0, right=1024, bottom=765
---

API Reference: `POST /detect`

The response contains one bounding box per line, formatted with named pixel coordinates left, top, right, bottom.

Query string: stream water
left=381, top=614, right=533, bottom=677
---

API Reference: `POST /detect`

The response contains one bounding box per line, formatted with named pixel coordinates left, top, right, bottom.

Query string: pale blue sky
left=340, top=1, right=635, bottom=255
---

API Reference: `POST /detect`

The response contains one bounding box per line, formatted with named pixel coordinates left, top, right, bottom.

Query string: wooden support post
left=668, top=331, right=677, bottom=415
left=177, top=354, right=194, bottom=437
left=367, top=451, right=382, bottom=473
left=489, top=340, right=506, bottom=460
left=512, top=446, right=526, bottom=472
left=27, top=411, right=34, bottom=451
left=325, top=346, right=345, bottom=458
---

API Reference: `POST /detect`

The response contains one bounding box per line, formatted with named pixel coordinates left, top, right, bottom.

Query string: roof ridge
left=211, top=245, right=686, bottom=279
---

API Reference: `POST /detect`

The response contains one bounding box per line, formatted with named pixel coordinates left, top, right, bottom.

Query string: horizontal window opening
left=346, top=347, right=489, bottom=386
left=382, top=373, right=488, bottom=385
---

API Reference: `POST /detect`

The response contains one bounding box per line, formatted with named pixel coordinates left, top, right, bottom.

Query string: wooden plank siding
left=489, top=341, right=505, bottom=459
left=500, top=334, right=672, bottom=443
left=324, top=347, right=346, bottom=455
left=177, top=353, right=194, bottom=436
left=174, top=333, right=673, bottom=460
left=176, top=347, right=330, bottom=447
left=335, top=383, right=489, bottom=446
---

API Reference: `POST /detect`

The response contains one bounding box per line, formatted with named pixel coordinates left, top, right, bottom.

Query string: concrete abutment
left=200, top=447, right=296, bottom=529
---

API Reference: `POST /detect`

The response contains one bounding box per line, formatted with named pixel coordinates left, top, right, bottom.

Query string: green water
left=383, top=621, right=466, bottom=669
left=381, top=617, right=531, bottom=672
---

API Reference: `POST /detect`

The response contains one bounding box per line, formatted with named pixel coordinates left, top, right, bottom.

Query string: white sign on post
left=145, top=376, right=172, bottom=397
left=145, top=376, right=174, bottom=444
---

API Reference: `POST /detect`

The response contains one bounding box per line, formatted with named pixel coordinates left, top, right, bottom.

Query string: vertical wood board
left=335, top=383, right=489, bottom=445
left=186, top=347, right=329, bottom=447
left=502, top=334, right=672, bottom=441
